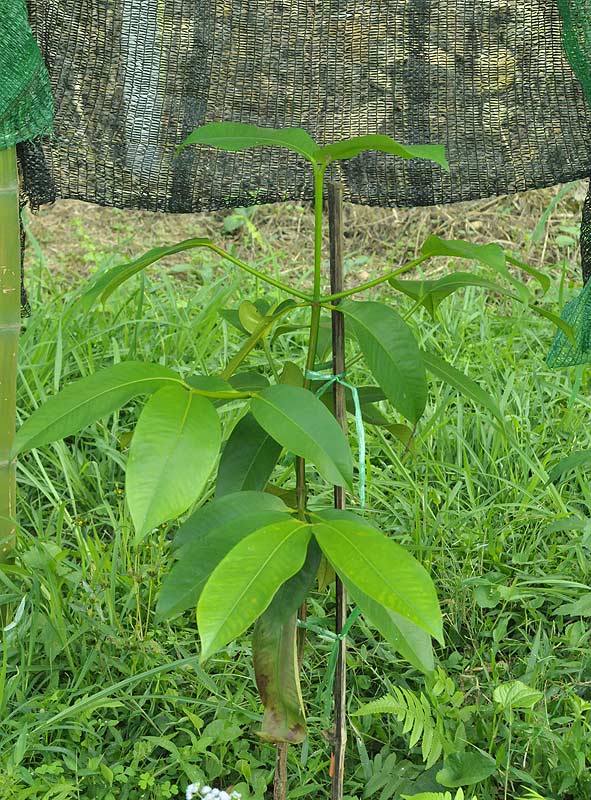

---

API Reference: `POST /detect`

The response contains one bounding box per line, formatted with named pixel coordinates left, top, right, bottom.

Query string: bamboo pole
left=328, top=182, right=348, bottom=800
left=0, top=147, right=20, bottom=564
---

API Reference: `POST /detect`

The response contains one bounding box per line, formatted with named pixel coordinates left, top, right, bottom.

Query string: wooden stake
left=328, top=182, right=347, bottom=800
left=0, top=147, right=20, bottom=565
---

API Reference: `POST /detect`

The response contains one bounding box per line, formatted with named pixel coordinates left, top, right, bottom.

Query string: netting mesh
left=17, top=1, right=591, bottom=216
left=0, top=0, right=52, bottom=150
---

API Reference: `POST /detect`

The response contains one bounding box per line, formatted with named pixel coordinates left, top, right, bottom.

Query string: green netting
left=547, top=279, right=591, bottom=367
left=559, top=0, right=591, bottom=104
left=0, top=0, right=53, bottom=150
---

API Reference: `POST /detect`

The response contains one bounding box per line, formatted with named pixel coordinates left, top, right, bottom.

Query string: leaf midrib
left=315, top=520, right=439, bottom=639
left=201, top=521, right=309, bottom=657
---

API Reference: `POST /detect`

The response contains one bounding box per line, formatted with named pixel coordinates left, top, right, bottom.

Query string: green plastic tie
left=298, top=606, right=362, bottom=719
left=305, top=370, right=366, bottom=508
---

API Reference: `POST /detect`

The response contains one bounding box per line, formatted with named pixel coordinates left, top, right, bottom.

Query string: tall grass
left=1, top=212, right=590, bottom=799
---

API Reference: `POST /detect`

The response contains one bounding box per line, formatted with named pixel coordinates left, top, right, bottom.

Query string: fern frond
left=355, top=686, right=449, bottom=768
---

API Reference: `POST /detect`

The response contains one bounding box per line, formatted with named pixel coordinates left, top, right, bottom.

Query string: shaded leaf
left=253, top=613, right=307, bottom=743
left=251, top=385, right=353, bottom=488
left=437, top=751, right=496, bottom=788
left=216, top=413, right=282, bottom=496
left=198, top=518, right=312, bottom=659
left=547, top=449, right=591, bottom=483
left=157, top=493, right=289, bottom=621
left=422, top=351, right=505, bottom=427
left=13, top=362, right=181, bottom=455
left=127, top=386, right=221, bottom=542
left=343, top=300, right=427, bottom=424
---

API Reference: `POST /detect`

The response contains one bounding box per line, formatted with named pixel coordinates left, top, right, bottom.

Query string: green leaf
left=343, top=300, right=427, bottom=424
left=253, top=612, right=307, bottom=743
left=311, top=516, right=443, bottom=643
left=421, top=235, right=506, bottom=271
left=436, top=751, right=496, bottom=788
left=342, top=576, right=434, bottom=673
left=547, top=449, right=591, bottom=483
left=127, top=386, right=221, bottom=542
left=229, top=372, right=270, bottom=393
left=403, top=791, right=471, bottom=800
left=493, top=680, right=543, bottom=711
left=263, top=539, right=321, bottom=627
left=250, top=385, right=353, bottom=488
left=390, top=272, right=518, bottom=319
left=505, top=254, right=551, bottom=293
left=157, top=493, right=288, bottom=621
left=178, top=122, right=321, bottom=163
left=422, top=351, right=505, bottom=427
left=555, top=592, right=591, bottom=617
left=420, top=235, right=530, bottom=303
left=216, top=413, right=282, bottom=497
left=173, top=490, right=288, bottom=552
left=318, top=136, right=449, bottom=171
left=13, top=362, right=181, bottom=455
left=81, top=238, right=212, bottom=308
left=197, top=519, right=312, bottom=659
left=239, top=300, right=266, bottom=333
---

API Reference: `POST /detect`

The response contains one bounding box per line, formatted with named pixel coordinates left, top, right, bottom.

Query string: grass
left=1, top=188, right=590, bottom=799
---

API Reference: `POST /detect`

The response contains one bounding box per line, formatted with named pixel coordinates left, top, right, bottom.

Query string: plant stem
left=0, top=147, right=20, bottom=564
left=207, top=242, right=312, bottom=301
left=328, top=182, right=348, bottom=800
left=274, top=166, right=327, bottom=800
left=319, top=255, right=430, bottom=303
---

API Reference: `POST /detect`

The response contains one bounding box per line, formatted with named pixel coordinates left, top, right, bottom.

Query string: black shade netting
left=17, top=1, right=591, bottom=216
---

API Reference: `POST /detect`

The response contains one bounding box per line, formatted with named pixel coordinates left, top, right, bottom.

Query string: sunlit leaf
left=493, top=680, right=543, bottom=711
left=178, top=122, right=321, bottom=162
left=198, top=519, right=312, bottom=659
left=318, top=136, right=449, bottom=171
left=127, top=386, right=221, bottom=542
left=251, top=385, right=353, bottom=488
left=13, top=362, right=181, bottom=455
left=312, top=514, right=443, bottom=642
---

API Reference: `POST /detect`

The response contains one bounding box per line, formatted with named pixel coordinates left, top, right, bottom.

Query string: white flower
left=186, top=784, right=241, bottom=800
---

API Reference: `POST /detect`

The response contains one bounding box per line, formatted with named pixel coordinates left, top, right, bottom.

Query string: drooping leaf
left=157, top=493, right=289, bottom=621
left=342, top=577, right=434, bottom=674
left=250, top=385, right=353, bottom=488
left=311, top=515, right=443, bottom=643
left=390, top=272, right=518, bottom=319
left=422, top=351, right=505, bottom=427
left=506, top=254, right=551, bottom=293
left=127, top=386, right=221, bottom=542
left=178, top=122, right=321, bottom=163
left=216, top=413, right=282, bottom=497
left=547, top=449, right=591, bottom=483
left=253, top=612, right=307, bottom=743
left=318, top=136, right=449, bottom=171
left=13, top=362, right=181, bottom=455
left=493, top=680, right=543, bottom=712
left=252, top=539, right=321, bottom=742
left=436, top=750, right=496, bottom=788
left=343, top=300, right=427, bottom=424
left=197, top=519, right=312, bottom=659
left=81, top=238, right=212, bottom=309
left=420, top=235, right=530, bottom=303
